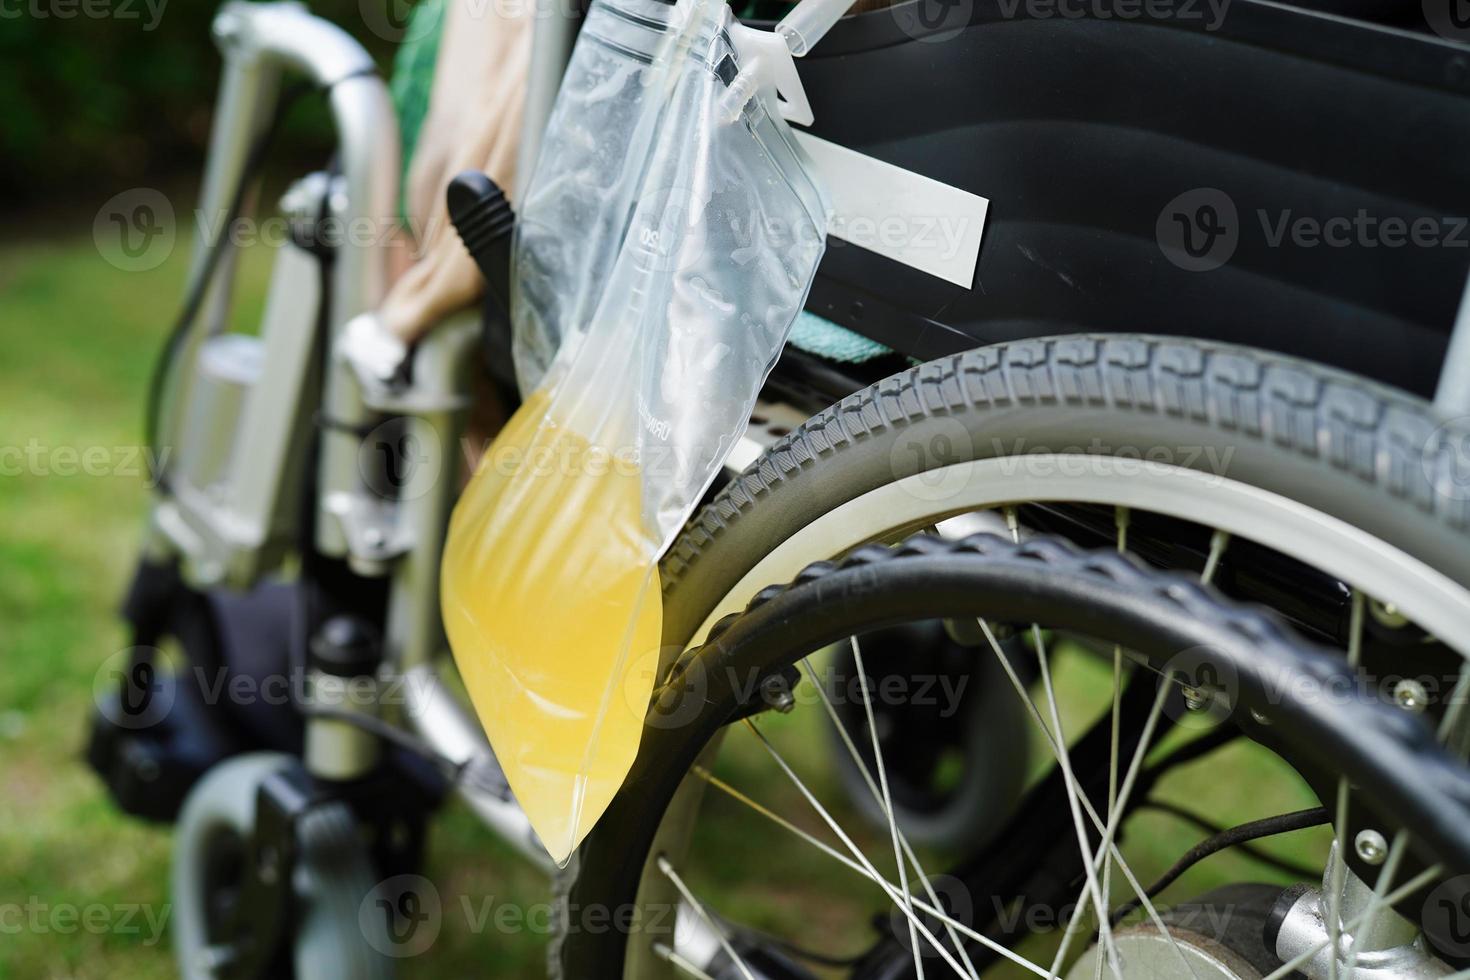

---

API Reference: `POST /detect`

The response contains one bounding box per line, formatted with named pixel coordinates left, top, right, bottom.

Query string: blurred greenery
left=0, top=231, right=554, bottom=978
left=0, top=0, right=414, bottom=206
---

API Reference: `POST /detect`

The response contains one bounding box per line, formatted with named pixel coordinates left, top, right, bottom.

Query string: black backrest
left=790, top=1, right=1470, bottom=395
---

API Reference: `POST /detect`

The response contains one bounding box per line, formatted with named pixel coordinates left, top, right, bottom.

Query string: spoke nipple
left=1354, top=829, right=1388, bottom=865
left=760, top=674, right=795, bottom=713
left=1370, top=599, right=1409, bottom=629
left=1393, top=679, right=1428, bottom=714
left=1249, top=708, right=1270, bottom=725
left=1182, top=686, right=1209, bottom=712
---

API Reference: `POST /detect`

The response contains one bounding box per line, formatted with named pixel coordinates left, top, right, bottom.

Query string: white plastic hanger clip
left=725, top=0, right=854, bottom=126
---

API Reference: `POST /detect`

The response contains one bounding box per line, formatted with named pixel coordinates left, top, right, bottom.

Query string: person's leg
left=380, top=0, right=533, bottom=345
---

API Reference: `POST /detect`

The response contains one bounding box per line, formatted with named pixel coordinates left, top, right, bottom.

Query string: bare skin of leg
left=379, top=0, right=533, bottom=346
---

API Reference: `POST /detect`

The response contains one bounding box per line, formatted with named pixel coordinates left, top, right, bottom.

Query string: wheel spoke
left=1325, top=590, right=1367, bottom=980
left=1048, top=674, right=1175, bottom=976
left=1339, top=579, right=1449, bottom=979
left=1079, top=517, right=1225, bottom=979
left=1439, top=662, right=1470, bottom=752
left=976, top=615, right=1200, bottom=980
left=654, top=942, right=720, bottom=980
left=689, top=765, right=1054, bottom=978
left=849, top=634, right=927, bottom=980
left=798, top=657, right=981, bottom=979
left=996, top=507, right=1121, bottom=978
left=1341, top=829, right=1411, bottom=977
left=978, top=618, right=1059, bottom=749
left=658, top=855, right=759, bottom=980
left=1097, top=507, right=1130, bottom=980
left=1200, top=528, right=1231, bottom=586
left=742, top=718, right=1004, bottom=979
left=1325, top=789, right=1350, bottom=980
left=1030, top=621, right=1123, bottom=978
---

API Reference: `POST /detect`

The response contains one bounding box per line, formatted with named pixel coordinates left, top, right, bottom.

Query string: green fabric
left=788, top=310, right=893, bottom=363
left=388, top=0, right=448, bottom=231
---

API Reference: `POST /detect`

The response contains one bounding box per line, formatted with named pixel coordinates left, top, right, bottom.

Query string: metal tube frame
left=150, top=1, right=400, bottom=585
left=150, top=0, right=573, bottom=867
left=153, top=0, right=584, bottom=868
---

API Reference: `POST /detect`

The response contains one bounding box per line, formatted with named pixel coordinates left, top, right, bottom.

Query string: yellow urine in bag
left=441, top=390, right=664, bottom=866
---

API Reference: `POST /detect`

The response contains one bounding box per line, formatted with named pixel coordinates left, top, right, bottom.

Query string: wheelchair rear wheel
left=553, top=334, right=1470, bottom=978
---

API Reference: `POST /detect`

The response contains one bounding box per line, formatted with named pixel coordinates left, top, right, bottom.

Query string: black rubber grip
left=447, top=170, right=516, bottom=320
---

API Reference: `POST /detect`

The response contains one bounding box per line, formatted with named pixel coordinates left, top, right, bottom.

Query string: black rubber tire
left=660, top=334, right=1470, bottom=647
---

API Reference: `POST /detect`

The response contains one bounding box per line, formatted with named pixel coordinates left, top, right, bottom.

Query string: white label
left=794, top=132, right=988, bottom=290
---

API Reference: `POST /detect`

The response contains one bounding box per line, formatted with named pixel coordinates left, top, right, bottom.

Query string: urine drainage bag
left=441, top=0, right=829, bottom=865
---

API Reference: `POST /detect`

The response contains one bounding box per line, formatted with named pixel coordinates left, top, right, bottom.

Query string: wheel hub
left=1066, top=923, right=1265, bottom=980
left=1065, top=886, right=1292, bottom=980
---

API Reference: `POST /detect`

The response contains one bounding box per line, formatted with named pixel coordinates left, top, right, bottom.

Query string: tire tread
left=661, top=335, right=1469, bottom=591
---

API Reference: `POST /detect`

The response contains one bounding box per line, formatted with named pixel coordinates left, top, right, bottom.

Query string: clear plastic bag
left=441, top=0, right=828, bottom=865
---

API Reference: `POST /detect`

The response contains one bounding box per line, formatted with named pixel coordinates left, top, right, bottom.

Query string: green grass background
left=0, top=229, right=1330, bottom=978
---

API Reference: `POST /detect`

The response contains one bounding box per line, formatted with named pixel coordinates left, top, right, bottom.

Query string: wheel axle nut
left=1355, top=829, right=1388, bottom=865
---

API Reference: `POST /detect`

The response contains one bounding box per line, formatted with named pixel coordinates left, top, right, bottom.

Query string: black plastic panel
left=785, top=1, right=1470, bottom=395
